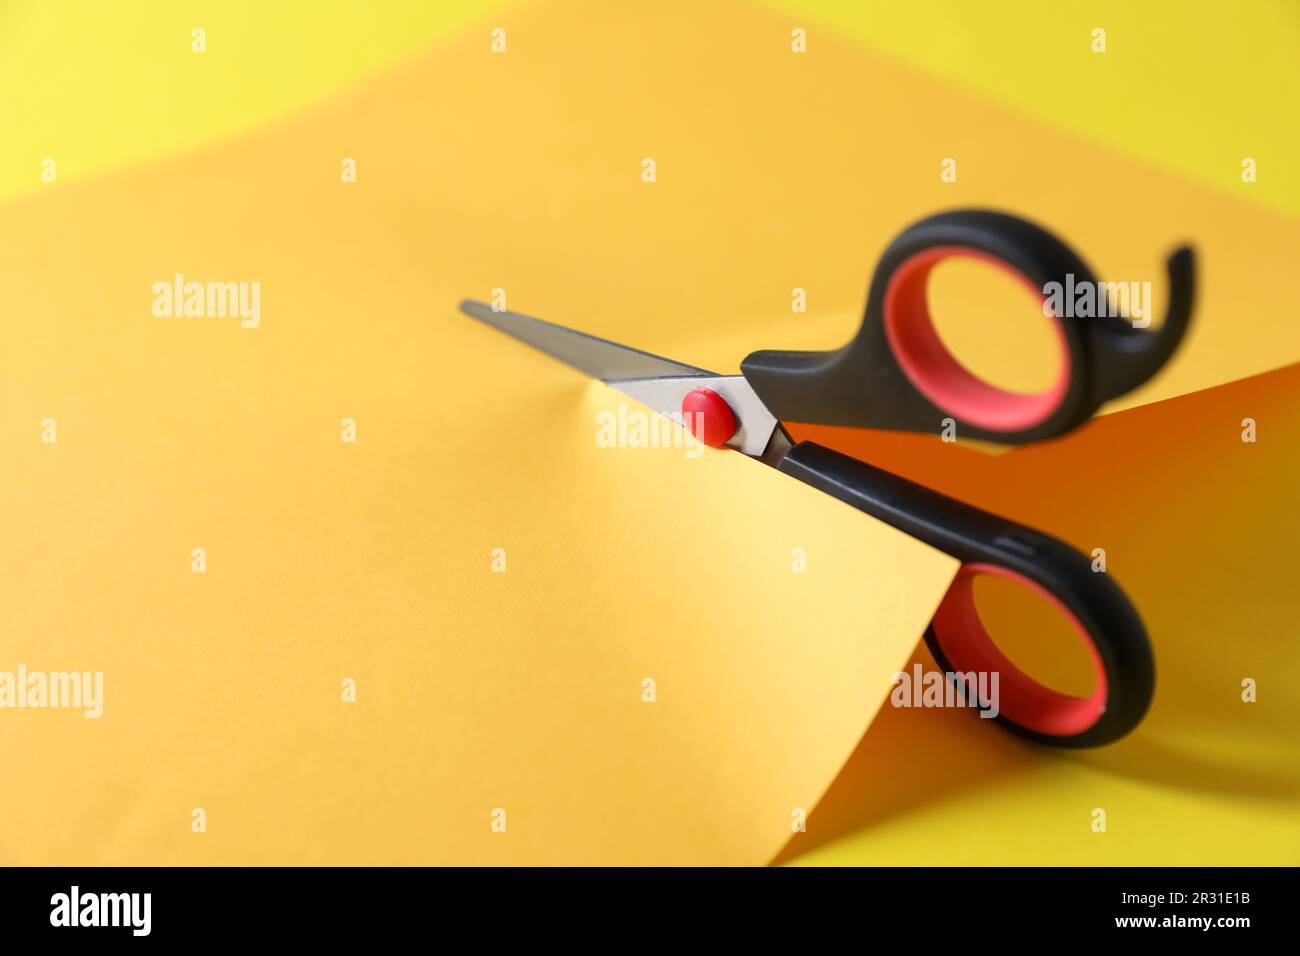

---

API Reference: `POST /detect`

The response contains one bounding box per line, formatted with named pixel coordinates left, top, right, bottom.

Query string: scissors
left=462, top=209, right=1195, bottom=747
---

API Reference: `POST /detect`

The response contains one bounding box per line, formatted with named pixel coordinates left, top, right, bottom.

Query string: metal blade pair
left=460, top=300, right=784, bottom=458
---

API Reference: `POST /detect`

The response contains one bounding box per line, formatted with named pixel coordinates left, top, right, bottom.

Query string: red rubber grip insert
left=882, top=247, right=1070, bottom=432
left=931, top=563, right=1107, bottom=737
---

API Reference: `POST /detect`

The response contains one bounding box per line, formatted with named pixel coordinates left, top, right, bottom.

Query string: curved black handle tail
left=1088, top=246, right=1196, bottom=403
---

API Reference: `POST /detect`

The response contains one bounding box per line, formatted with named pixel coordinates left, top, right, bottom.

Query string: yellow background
left=2, top=0, right=1296, bottom=865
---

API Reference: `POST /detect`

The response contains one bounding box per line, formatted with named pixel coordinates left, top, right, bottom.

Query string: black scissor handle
left=779, top=441, right=1155, bottom=747
left=742, top=209, right=1195, bottom=444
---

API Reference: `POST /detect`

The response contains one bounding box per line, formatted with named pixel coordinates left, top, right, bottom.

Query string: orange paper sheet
left=3, top=0, right=1296, bottom=867
left=0, top=2, right=967, bottom=865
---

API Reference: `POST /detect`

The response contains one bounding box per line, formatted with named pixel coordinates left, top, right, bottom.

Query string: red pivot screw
left=681, top=387, right=737, bottom=448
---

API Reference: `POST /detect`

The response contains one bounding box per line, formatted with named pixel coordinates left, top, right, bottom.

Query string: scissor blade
left=611, top=374, right=780, bottom=457
left=461, top=298, right=783, bottom=457
left=459, top=299, right=713, bottom=382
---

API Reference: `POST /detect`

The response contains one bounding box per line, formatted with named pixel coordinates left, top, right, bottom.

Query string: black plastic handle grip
left=779, top=441, right=1155, bottom=747
left=742, top=209, right=1195, bottom=445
